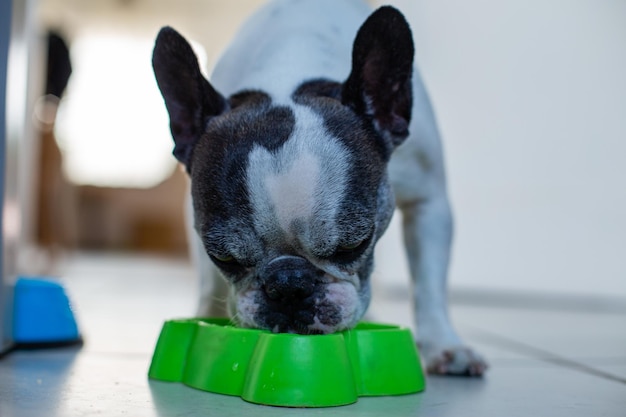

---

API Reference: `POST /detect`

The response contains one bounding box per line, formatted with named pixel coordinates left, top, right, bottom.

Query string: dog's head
left=152, top=7, right=414, bottom=334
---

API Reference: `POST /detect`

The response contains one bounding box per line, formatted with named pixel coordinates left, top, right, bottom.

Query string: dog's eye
left=209, top=253, right=238, bottom=265
left=332, top=236, right=372, bottom=264
left=207, top=251, right=250, bottom=281
left=214, top=254, right=234, bottom=262
left=338, top=241, right=365, bottom=251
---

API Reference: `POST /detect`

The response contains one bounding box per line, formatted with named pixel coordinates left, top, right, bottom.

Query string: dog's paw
left=421, top=345, right=488, bottom=377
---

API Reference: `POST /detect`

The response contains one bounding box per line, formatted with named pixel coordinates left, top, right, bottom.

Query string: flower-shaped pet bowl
left=148, top=318, right=425, bottom=407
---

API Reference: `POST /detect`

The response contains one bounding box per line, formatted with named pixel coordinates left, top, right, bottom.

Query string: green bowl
left=242, top=332, right=358, bottom=407
left=345, top=322, right=424, bottom=396
left=148, top=318, right=425, bottom=408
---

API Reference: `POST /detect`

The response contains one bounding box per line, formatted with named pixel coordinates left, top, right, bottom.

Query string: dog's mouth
left=261, top=292, right=343, bottom=335
left=234, top=281, right=362, bottom=335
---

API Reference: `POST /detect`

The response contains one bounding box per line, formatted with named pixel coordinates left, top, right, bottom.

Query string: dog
left=152, top=0, right=487, bottom=376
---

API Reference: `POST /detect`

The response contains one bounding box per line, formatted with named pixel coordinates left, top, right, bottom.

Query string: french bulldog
left=152, top=0, right=487, bottom=376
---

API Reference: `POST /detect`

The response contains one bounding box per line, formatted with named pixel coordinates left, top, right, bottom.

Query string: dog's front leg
left=400, top=196, right=488, bottom=376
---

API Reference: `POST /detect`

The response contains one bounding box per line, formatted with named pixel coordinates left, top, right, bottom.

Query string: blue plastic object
left=13, top=277, right=80, bottom=343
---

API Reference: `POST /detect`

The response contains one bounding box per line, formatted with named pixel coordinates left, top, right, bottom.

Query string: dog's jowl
left=152, top=0, right=487, bottom=376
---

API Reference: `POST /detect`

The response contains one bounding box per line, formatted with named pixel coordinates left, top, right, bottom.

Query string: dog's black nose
left=262, top=257, right=319, bottom=301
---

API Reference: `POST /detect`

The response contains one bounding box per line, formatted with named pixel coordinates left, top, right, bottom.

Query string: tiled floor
left=1, top=253, right=625, bottom=416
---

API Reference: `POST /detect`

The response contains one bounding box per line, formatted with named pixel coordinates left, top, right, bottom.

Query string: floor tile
left=3, top=348, right=624, bottom=417
left=450, top=307, right=626, bottom=379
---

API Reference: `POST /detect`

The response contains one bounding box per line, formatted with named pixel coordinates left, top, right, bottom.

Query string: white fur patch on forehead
left=265, top=151, right=319, bottom=233
left=247, top=105, right=349, bottom=244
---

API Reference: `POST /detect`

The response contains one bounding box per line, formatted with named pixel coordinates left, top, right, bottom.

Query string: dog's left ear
left=343, top=6, right=414, bottom=153
left=152, top=27, right=227, bottom=168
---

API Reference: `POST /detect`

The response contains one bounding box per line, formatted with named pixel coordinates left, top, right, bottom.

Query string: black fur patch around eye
left=206, top=90, right=295, bottom=153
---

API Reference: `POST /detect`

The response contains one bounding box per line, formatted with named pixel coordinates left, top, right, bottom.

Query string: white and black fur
left=152, top=0, right=487, bottom=376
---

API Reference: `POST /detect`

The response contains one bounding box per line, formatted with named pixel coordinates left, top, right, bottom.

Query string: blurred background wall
left=8, top=0, right=626, bottom=303
left=375, top=0, right=626, bottom=301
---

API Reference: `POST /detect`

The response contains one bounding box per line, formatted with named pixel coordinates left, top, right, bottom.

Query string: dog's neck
left=232, top=36, right=348, bottom=104
left=209, top=1, right=368, bottom=102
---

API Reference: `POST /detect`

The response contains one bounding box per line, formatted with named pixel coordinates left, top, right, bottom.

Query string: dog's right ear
left=343, top=7, right=414, bottom=155
left=152, top=27, right=226, bottom=168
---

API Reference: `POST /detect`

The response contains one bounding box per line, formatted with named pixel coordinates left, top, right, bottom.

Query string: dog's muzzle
left=257, top=256, right=328, bottom=333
